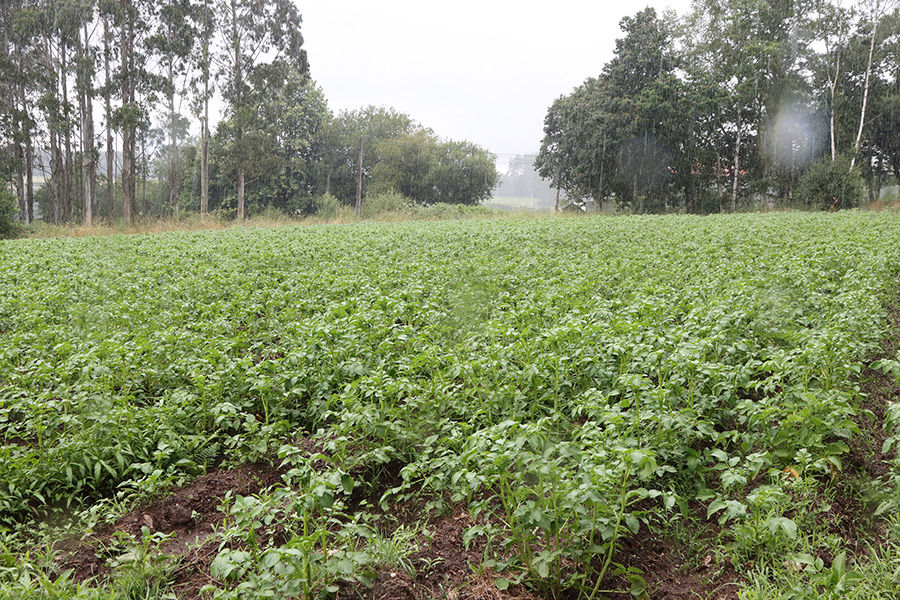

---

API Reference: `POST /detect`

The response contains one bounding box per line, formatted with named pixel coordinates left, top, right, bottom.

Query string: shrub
left=0, top=185, right=19, bottom=239
left=361, top=190, right=413, bottom=219
left=796, top=155, right=864, bottom=211
left=314, top=193, right=343, bottom=219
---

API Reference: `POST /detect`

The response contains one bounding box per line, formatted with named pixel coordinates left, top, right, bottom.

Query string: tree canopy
left=0, top=0, right=499, bottom=225
left=537, top=1, right=900, bottom=213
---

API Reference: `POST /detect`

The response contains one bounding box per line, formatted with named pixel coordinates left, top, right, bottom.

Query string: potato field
left=1, top=213, right=899, bottom=599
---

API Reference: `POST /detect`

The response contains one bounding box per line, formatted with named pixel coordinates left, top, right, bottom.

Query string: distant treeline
left=537, top=1, right=900, bottom=213
left=0, top=1, right=498, bottom=225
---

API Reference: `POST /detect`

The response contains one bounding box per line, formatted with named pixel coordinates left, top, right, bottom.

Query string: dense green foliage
left=0, top=186, right=17, bottom=239
left=1, top=212, right=900, bottom=598
left=316, top=106, right=418, bottom=206
left=536, top=9, right=693, bottom=213
left=208, top=69, right=329, bottom=216
left=312, top=106, right=498, bottom=209
left=371, top=130, right=499, bottom=206
left=796, top=155, right=865, bottom=210
left=538, top=3, right=900, bottom=213
left=0, top=2, right=498, bottom=226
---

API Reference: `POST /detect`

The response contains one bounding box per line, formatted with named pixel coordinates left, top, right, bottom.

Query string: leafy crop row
left=1, top=212, right=900, bottom=598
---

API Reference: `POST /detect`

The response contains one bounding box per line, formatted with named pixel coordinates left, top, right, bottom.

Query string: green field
left=1, top=213, right=899, bottom=599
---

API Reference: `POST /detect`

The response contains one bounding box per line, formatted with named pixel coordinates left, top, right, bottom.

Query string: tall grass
left=17, top=202, right=534, bottom=239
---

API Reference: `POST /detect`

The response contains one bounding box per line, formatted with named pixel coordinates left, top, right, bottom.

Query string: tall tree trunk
left=201, top=86, right=209, bottom=216
left=732, top=110, right=742, bottom=212
left=201, top=0, right=210, bottom=217
left=104, top=15, right=114, bottom=218
left=356, top=136, right=364, bottom=217
left=873, top=153, right=884, bottom=203
left=3, top=9, right=24, bottom=220
left=851, top=2, right=881, bottom=170
left=25, top=128, right=34, bottom=224
left=78, top=24, right=95, bottom=226
left=49, top=126, right=62, bottom=225
left=61, top=38, right=74, bottom=222
left=167, top=56, right=180, bottom=218
left=15, top=141, right=25, bottom=221
left=44, top=32, right=63, bottom=225
left=828, top=53, right=840, bottom=161
left=121, top=9, right=136, bottom=224
left=8, top=67, right=24, bottom=219
left=4, top=24, right=23, bottom=218
left=231, top=0, right=245, bottom=221
left=820, top=0, right=847, bottom=162
left=141, top=129, right=147, bottom=215
left=237, top=170, right=245, bottom=221
left=715, top=153, right=724, bottom=212
left=14, top=42, right=32, bottom=224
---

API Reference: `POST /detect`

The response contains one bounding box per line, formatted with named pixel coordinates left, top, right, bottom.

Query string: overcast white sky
left=299, top=1, right=694, bottom=168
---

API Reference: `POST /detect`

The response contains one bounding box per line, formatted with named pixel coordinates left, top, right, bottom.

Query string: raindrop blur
left=618, top=135, right=672, bottom=189
left=763, top=100, right=825, bottom=171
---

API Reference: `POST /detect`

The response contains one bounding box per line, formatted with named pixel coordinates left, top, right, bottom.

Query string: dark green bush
left=0, top=185, right=20, bottom=239
left=796, top=154, right=864, bottom=211
left=314, top=192, right=343, bottom=219
left=361, top=190, right=414, bottom=218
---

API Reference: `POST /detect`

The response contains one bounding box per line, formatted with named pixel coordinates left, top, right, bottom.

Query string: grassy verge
left=17, top=201, right=522, bottom=240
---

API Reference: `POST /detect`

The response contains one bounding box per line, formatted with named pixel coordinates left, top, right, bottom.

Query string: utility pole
left=356, top=136, right=364, bottom=218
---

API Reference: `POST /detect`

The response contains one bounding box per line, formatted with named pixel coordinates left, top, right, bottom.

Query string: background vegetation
left=5, top=1, right=900, bottom=227
left=0, top=1, right=499, bottom=229
left=536, top=1, right=900, bottom=213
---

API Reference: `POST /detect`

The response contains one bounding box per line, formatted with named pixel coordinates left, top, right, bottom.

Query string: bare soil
left=55, top=462, right=283, bottom=598
left=54, top=469, right=745, bottom=600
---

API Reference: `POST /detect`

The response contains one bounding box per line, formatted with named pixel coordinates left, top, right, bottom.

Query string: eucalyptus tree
left=8, top=0, right=94, bottom=225
left=848, top=0, right=900, bottom=170
left=23, top=0, right=97, bottom=225
left=147, top=0, right=198, bottom=218
left=684, top=0, right=821, bottom=206
left=215, top=0, right=307, bottom=221
left=53, top=1, right=76, bottom=222
left=841, top=6, right=900, bottom=197
left=72, top=0, right=98, bottom=225
left=809, top=0, right=856, bottom=162
left=0, top=8, right=14, bottom=193
left=0, top=0, right=38, bottom=223
left=116, top=0, right=140, bottom=223
left=97, top=0, right=165, bottom=223
left=95, top=0, right=119, bottom=218
left=31, top=1, right=66, bottom=224
left=194, top=0, right=214, bottom=216
left=681, top=0, right=768, bottom=209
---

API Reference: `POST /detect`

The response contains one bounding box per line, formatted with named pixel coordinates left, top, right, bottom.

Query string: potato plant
left=1, top=212, right=899, bottom=598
